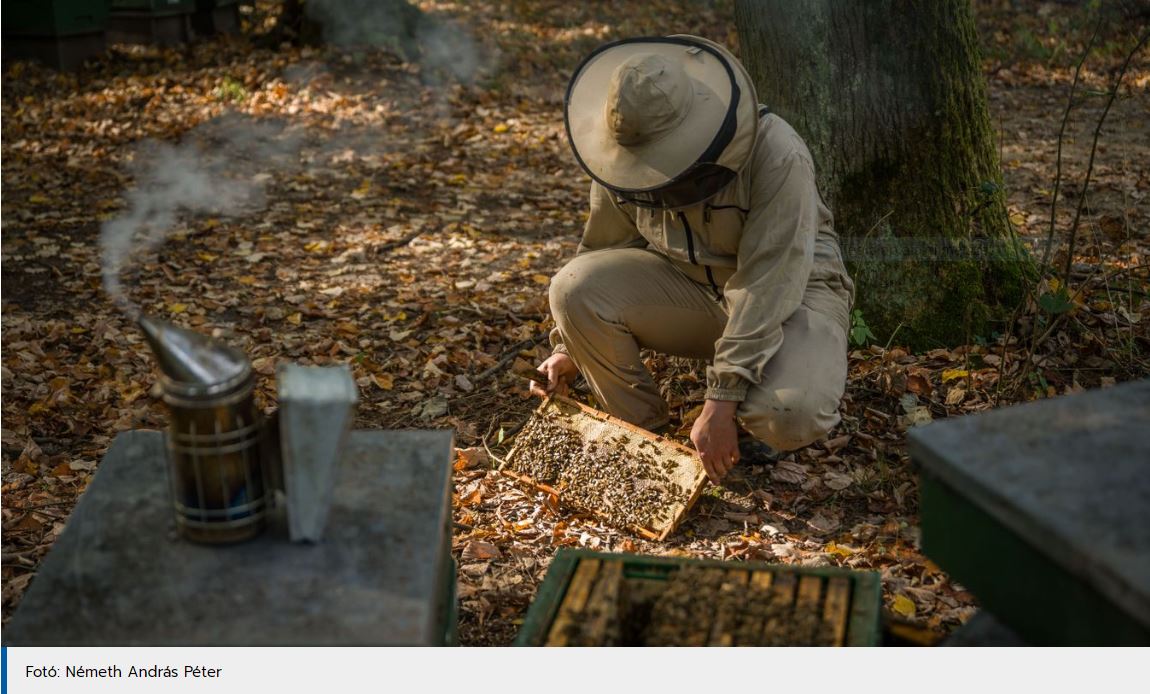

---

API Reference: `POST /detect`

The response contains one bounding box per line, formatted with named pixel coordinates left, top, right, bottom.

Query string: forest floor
left=2, top=1, right=1147, bottom=645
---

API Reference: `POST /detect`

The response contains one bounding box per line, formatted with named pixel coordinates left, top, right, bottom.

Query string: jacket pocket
left=701, top=204, right=747, bottom=257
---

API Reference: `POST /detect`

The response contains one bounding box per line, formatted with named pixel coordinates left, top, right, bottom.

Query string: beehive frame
left=503, top=395, right=708, bottom=540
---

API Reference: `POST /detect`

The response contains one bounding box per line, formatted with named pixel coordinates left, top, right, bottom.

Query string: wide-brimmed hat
left=564, top=35, right=758, bottom=200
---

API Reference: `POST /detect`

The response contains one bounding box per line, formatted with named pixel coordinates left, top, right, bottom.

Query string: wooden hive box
left=516, top=549, right=882, bottom=646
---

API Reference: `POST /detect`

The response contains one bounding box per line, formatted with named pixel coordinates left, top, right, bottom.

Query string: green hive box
left=5, top=0, right=109, bottom=37
left=910, top=379, right=1150, bottom=645
left=516, top=549, right=882, bottom=646
left=191, top=0, right=241, bottom=35
left=109, top=0, right=196, bottom=45
left=110, top=0, right=197, bottom=14
left=3, top=0, right=109, bottom=69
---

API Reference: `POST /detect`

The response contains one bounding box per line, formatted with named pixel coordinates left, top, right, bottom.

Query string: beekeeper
left=531, top=35, right=854, bottom=484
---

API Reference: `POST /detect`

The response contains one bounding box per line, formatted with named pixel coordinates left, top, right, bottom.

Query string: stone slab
left=4, top=429, right=454, bottom=646
left=909, top=379, right=1150, bottom=629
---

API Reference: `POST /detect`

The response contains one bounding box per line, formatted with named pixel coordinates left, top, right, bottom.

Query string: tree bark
left=735, top=0, right=1029, bottom=348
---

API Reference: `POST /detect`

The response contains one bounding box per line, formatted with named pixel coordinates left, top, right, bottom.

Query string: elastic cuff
left=705, top=385, right=748, bottom=402
left=548, top=326, right=568, bottom=356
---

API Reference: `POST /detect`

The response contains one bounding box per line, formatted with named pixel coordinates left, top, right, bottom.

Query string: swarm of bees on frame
left=507, top=411, right=688, bottom=530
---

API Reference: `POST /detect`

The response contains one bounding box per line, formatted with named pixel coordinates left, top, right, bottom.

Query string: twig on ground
left=474, top=334, right=549, bottom=384
left=374, top=227, right=427, bottom=255
left=482, top=409, right=534, bottom=471
left=5, top=501, right=75, bottom=511
left=483, top=435, right=510, bottom=471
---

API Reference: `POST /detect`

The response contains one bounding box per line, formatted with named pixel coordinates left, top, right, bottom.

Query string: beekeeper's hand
left=691, top=399, right=740, bottom=484
left=529, top=353, right=578, bottom=398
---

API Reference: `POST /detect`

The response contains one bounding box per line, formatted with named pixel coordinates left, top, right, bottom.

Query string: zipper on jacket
left=704, top=266, right=720, bottom=298
left=678, top=211, right=721, bottom=299
left=677, top=211, right=699, bottom=265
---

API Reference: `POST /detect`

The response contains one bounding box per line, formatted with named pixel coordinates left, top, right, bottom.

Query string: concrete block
left=3, top=429, right=455, bottom=646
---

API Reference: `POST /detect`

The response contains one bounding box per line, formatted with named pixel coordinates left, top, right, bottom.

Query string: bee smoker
left=140, top=315, right=270, bottom=544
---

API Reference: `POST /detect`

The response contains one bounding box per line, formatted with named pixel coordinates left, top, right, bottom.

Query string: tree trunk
left=735, top=0, right=1030, bottom=348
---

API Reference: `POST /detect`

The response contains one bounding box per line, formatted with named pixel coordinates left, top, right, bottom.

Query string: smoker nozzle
left=138, top=314, right=251, bottom=394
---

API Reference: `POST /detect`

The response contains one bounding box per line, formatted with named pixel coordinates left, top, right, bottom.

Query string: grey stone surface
left=909, top=379, right=1150, bottom=629
left=4, top=429, right=454, bottom=646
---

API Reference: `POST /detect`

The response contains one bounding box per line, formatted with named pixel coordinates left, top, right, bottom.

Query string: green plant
left=849, top=309, right=877, bottom=347
left=1037, top=286, right=1074, bottom=315
left=214, top=77, right=247, bottom=103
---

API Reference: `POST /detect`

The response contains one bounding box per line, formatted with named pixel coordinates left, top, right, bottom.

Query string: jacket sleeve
left=576, top=182, right=645, bottom=254
left=705, top=147, right=818, bottom=401
left=550, top=182, right=646, bottom=354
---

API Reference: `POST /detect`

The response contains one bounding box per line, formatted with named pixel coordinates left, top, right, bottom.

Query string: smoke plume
left=100, top=2, right=492, bottom=316
left=100, top=115, right=302, bottom=317
left=305, top=0, right=487, bottom=84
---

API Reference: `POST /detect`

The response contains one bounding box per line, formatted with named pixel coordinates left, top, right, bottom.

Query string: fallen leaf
left=419, top=397, right=448, bottom=420
left=759, top=523, right=784, bottom=536
left=898, top=406, right=933, bottom=428
left=15, top=514, right=44, bottom=532
left=906, top=372, right=931, bottom=395
left=770, top=460, right=809, bottom=485
left=941, top=368, right=969, bottom=382
left=770, top=543, right=796, bottom=559
left=454, top=447, right=489, bottom=470
left=14, top=441, right=44, bottom=473
left=824, top=470, right=854, bottom=490
left=824, top=434, right=851, bottom=450
left=893, top=593, right=917, bottom=619
left=826, top=542, right=857, bottom=558
left=461, top=540, right=502, bottom=561
left=807, top=512, right=840, bottom=534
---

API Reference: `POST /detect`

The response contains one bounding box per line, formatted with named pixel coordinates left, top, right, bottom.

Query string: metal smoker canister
left=140, top=316, right=269, bottom=544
